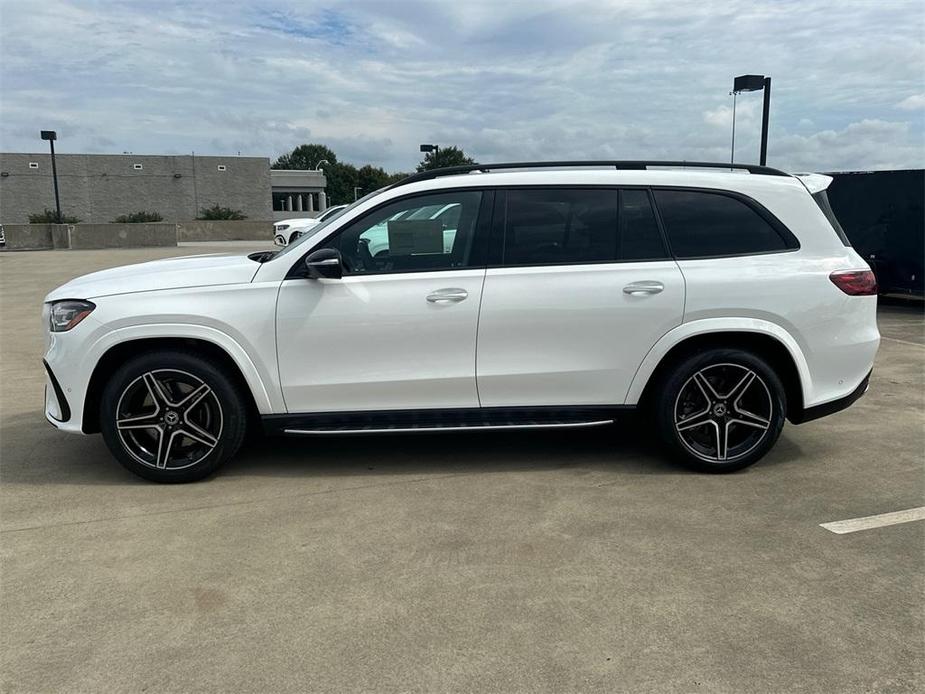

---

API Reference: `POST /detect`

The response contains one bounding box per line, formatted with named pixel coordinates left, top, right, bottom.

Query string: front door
left=276, top=190, right=489, bottom=413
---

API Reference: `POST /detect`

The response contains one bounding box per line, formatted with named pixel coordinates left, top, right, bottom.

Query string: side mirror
left=304, top=248, right=343, bottom=279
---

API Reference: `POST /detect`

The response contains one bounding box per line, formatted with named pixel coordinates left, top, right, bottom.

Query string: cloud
left=1, top=0, right=923, bottom=172
left=896, top=94, right=925, bottom=111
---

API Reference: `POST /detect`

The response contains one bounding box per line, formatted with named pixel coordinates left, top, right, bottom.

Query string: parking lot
left=1, top=245, right=922, bottom=692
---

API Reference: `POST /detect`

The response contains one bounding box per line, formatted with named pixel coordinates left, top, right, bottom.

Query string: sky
left=1, top=0, right=923, bottom=173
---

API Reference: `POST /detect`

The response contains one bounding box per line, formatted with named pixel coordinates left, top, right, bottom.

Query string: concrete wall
left=69, top=223, right=177, bottom=249
left=0, top=224, right=58, bottom=250
left=1, top=223, right=176, bottom=250
left=177, top=220, right=273, bottom=242
left=0, top=153, right=273, bottom=224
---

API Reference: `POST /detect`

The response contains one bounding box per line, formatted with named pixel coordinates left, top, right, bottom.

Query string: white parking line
left=820, top=507, right=925, bottom=534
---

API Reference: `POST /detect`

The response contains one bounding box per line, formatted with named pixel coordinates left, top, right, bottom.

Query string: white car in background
left=274, top=205, right=348, bottom=246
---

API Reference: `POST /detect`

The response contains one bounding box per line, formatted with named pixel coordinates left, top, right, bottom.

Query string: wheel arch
left=631, top=325, right=808, bottom=422
left=82, top=337, right=263, bottom=434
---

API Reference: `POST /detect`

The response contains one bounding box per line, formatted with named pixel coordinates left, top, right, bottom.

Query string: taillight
left=829, top=269, right=878, bottom=296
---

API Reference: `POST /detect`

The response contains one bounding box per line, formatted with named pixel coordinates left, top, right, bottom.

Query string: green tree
left=271, top=143, right=413, bottom=206
left=272, top=143, right=338, bottom=171
left=197, top=204, right=246, bottom=220
left=416, top=146, right=475, bottom=172
left=112, top=210, right=163, bottom=223
left=28, top=208, right=81, bottom=224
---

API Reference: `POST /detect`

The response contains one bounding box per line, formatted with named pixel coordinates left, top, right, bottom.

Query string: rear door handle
left=426, top=288, right=469, bottom=303
left=623, top=281, right=664, bottom=296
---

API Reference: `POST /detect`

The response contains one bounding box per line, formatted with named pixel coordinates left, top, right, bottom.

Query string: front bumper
left=43, top=359, right=71, bottom=424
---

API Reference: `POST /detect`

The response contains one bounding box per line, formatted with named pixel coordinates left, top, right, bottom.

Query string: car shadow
left=0, top=410, right=806, bottom=486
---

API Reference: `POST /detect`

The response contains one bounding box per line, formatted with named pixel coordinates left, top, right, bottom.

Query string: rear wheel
left=99, top=350, right=248, bottom=483
left=654, top=348, right=786, bottom=473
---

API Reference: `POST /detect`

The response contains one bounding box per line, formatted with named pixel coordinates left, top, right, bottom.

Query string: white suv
left=274, top=204, right=348, bottom=246
left=42, top=161, right=879, bottom=483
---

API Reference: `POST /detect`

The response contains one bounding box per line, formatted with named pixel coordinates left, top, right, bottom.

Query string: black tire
left=289, top=231, right=302, bottom=245
left=654, top=348, right=786, bottom=473
left=99, top=350, right=248, bottom=483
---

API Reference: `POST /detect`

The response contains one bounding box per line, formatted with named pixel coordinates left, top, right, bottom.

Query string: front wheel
left=654, top=348, right=786, bottom=473
left=99, top=350, right=248, bottom=483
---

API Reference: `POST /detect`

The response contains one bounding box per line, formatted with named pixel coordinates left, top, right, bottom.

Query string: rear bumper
left=791, top=370, right=871, bottom=424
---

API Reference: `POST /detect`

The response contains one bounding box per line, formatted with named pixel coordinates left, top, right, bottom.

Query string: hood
left=45, top=253, right=261, bottom=302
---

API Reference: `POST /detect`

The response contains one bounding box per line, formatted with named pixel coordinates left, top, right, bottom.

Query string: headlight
left=275, top=224, right=290, bottom=231
left=48, top=300, right=96, bottom=332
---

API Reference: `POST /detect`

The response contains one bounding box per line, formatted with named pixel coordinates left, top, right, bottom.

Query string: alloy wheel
left=115, top=369, right=223, bottom=470
left=673, top=363, right=773, bottom=463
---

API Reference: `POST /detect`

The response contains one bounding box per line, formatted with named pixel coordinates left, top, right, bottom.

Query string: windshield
left=274, top=189, right=387, bottom=258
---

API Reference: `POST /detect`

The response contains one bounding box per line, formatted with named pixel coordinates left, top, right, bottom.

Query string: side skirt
left=262, top=405, right=634, bottom=436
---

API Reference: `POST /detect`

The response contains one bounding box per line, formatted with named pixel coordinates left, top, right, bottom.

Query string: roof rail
left=392, top=160, right=790, bottom=188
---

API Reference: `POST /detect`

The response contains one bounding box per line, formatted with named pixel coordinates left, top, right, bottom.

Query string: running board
left=262, top=406, right=632, bottom=437
left=283, top=420, right=614, bottom=435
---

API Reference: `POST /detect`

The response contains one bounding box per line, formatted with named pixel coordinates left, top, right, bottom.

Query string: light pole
left=353, top=186, right=362, bottom=201
left=731, top=75, right=772, bottom=165
left=313, top=159, right=329, bottom=171
left=419, top=143, right=439, bottom=165
left=40, top=130, right=62, bottom=223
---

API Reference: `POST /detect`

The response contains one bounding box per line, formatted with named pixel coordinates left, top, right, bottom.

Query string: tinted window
left=501, top=188, right=666, bottom=265
left=653, top=189, right=790, bottom=258
left=620, top=189, right=667, bottom=260
left=811, top=190, right=851, bottom=246
left=328, top=191, right=482, bottom=275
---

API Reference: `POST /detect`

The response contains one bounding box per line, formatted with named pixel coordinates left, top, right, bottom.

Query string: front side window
left=653, top=189, right=791, bottom=258
left=327, top=191, right=483, bottom=275
left=500, top=188, right=667, bottom=266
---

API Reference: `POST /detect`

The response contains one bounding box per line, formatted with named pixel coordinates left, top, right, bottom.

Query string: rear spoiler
left=793, top=173, right=833, bottom=194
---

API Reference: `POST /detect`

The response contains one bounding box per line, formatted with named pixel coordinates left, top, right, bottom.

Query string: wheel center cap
left=712, top=403, right=728, bottom=417
left=164, top=411, right=180, bottom=426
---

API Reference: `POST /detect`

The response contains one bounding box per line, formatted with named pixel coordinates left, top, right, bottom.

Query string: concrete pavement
left=1, top=246, right=922, bottom=692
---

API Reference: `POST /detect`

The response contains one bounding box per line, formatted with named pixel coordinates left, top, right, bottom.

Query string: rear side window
left=812, top=190, right=851, bottom=246
left=501, top=188, right=667, bottom=265
left=653, top=189, right=792, bottom=258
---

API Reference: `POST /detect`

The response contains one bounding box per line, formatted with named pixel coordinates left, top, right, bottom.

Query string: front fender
left=85, top=323, right=281, bottom=414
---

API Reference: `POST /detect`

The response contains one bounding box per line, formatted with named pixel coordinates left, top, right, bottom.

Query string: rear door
left=476, top=187, right=685, bottom=407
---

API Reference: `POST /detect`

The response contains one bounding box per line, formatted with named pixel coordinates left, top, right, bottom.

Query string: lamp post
left=313, top=159, right=329, bottom=171
left=353, top=186, right=362, bottom=201
left=40, top=130, right=62, bottom=223
left=419, top=143, right=439, bottom=165
left=731, top=75, right=772, bottom=165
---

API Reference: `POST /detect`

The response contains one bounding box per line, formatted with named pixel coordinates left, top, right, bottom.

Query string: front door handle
left=426, top=288, right=469, bottom=303
left=623, top=281, right=664, bottom=296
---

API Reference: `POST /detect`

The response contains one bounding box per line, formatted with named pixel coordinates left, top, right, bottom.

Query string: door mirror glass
left=304, top=248, right=343, bottom=279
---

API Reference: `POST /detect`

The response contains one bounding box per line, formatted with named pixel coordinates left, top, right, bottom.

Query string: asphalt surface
left=1, top=245, right=923, bottom=693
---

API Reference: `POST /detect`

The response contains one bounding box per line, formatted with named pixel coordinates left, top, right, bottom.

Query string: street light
left=731, top=75, right=772, bottom=165
left=419, top=143, right=439, bottom=161
left=40, top=130, right=62, bottom=223
left=313, top=159, right=329, bottom=171
left=353, top=186, right=362, bottom=201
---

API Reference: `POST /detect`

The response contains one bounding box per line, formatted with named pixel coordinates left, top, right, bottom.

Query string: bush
left=28, top=208, right=81, bottom=224
left=112, top=211, right=163, bottom=223
left=197, top=204, right=247, bottom=220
